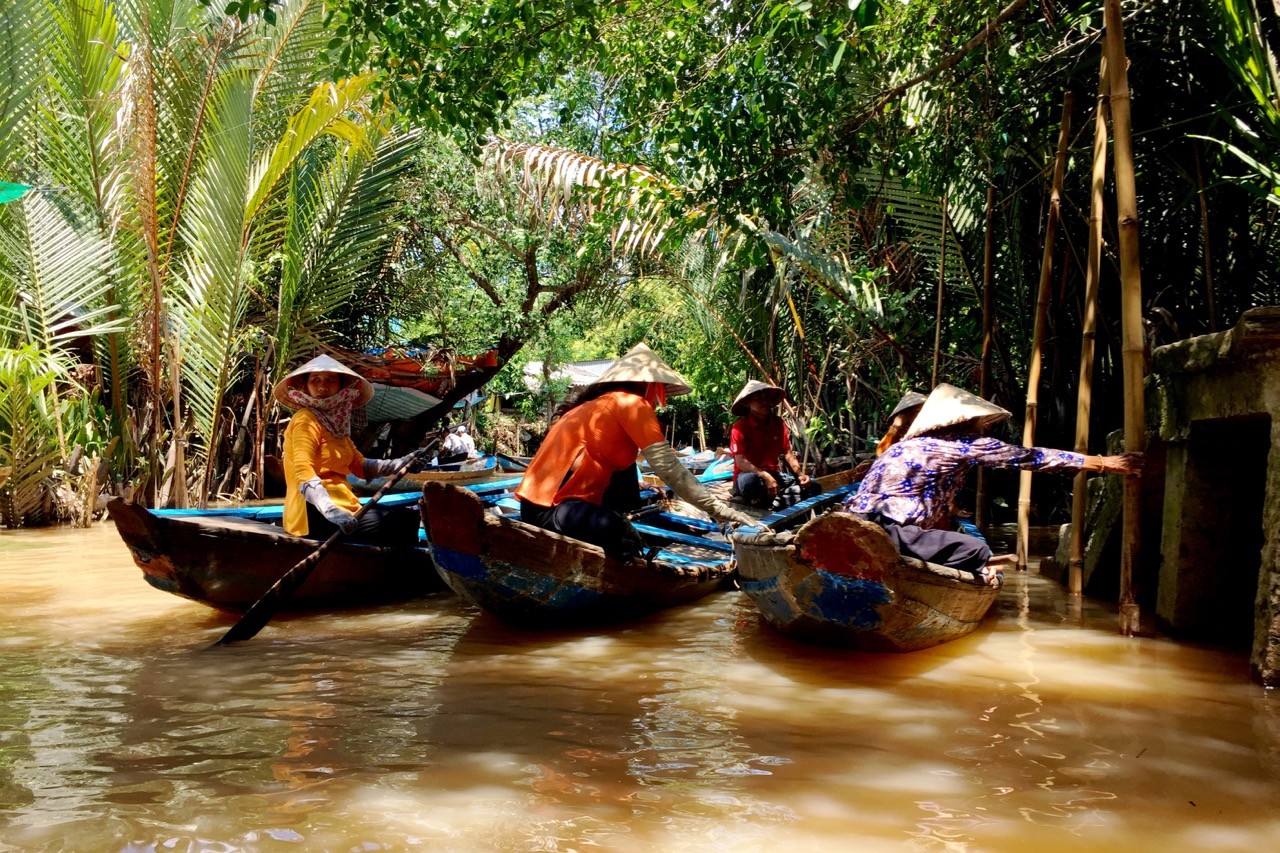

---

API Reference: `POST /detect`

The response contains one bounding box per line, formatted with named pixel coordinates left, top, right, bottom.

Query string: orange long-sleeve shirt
left=282, top=408, right=367, bottom=536
left=515, top=390, right=665, bottom=508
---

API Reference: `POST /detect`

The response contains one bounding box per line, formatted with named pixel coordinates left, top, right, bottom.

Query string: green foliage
left=0, top=346, right=60, bottom=527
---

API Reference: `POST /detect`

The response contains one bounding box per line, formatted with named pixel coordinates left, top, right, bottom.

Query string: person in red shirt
left=516, top=344, right=758, bottom=560
left=728, top=380, right=820, bottom=509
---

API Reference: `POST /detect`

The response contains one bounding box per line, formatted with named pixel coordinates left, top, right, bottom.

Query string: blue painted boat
left=732, top=500, right=999, bottom=652
left=420, top=482, right=736, bottom=626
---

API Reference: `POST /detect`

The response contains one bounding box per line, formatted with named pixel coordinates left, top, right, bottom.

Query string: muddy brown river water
left=1, top=522, right=1278, bottom=851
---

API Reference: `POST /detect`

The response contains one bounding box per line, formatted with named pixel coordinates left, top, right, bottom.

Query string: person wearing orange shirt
left=275, top=355, right=421, bottom=545
left=515, top=344, right=759, bottom=561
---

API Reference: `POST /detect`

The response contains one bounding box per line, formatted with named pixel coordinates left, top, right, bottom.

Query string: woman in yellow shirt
left=274, top=355, right=421, bottom=545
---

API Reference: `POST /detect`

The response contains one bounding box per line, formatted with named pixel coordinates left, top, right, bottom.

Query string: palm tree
left=0, top=0, right=422, bottom=517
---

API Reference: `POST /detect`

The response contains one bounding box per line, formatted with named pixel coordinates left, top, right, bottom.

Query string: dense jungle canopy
left=1, top=0, right=1278, bottom=527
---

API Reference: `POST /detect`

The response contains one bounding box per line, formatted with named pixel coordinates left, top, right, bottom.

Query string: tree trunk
left=1070, top=57, right=1109, bottom=597
left=1016, top=91, right=1073, bottom=571
left=1105, top=0, right=1147, bottom=636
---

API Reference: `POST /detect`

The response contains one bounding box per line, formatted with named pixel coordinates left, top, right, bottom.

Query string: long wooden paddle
left=213, top=444, right=436, bottom=646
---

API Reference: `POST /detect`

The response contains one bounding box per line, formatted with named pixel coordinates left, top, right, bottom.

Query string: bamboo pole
left=1105, top=0, right=1146, bottom=636
left=932, top=105, right=952, bottom=389
left=975, top=181, right=997, bottom=532
left=1193, top=144, right=1218, bottom=332
left=932, top=186, right=948, bottom=389
left=1069, top=57, right=1109, bottom=597
left=1016, top=91, right=1074, bottom=571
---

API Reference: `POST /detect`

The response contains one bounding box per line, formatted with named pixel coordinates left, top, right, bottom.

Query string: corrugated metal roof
left=522, top=359, right=614, bottom=392
left=364, top=383, right=442, bottom=422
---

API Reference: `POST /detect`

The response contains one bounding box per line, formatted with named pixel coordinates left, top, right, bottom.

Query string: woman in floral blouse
left=843, top=384, right=1141, bottom=584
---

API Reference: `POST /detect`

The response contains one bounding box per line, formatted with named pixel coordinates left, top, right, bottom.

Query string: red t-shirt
left=515, top=390, right=666, bottom=507
left=729, top=415, right=790, bottom=477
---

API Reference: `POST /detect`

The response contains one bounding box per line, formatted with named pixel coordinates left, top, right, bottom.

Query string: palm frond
left=274, top=125, right=420, bottom=373
left=0, top=192, right=121, bottom=360
left=0, top=0, right=51, bottom=170
left=245, top=72, right=377, bottom=226
left=171, top=69, right=256, bottom=454
left=486, top=137, right=684, bottom=258
left=0, top=346, right=61, bottom=527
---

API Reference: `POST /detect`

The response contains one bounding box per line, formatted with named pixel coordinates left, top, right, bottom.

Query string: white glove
left=363, top=454, right=419, bottom=479
left=300, top=476, right=358, bottom=534
left=641, top=442, right=763, bottom=529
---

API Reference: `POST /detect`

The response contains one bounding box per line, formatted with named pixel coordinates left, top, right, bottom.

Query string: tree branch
left=419, top=223, right=506, bottom=308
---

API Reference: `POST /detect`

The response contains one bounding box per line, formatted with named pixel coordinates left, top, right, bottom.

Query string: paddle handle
left=213, top=445, right=435, bottom=646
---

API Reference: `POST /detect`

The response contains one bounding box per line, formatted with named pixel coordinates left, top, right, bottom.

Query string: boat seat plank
left=633, top=523, right=733, bottom=553
left=754, top=482, right=860, bottom=530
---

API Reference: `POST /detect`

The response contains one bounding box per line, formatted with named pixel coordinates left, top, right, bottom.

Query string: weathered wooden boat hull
left=733, top=512, right=998, bottom=652
left=107, top=499, right=442, bottom=612
left=421, top=482, right=734, bottom=626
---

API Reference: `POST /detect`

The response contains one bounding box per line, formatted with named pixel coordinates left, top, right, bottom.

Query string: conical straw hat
left=590, top=343, right=691, bottom=396
left=904, top=383, right=1010, bottom=439
left=888, top=390, right=927, bottom=421
left=730, top=379, right=785, bottom=416
left=273, top=354, right=374, bottom=410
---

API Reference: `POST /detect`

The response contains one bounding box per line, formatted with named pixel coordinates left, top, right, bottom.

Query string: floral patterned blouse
left=843, top=435, right=1085, bottom=529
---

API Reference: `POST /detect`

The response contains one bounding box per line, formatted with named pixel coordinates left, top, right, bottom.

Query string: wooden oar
left=213, top=445, right=435, bottom=646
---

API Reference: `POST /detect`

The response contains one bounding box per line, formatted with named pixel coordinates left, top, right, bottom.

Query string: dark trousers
left=734, top=471, right=821, bottom=510
left=520, top=499, right=645, bottom=562
left=305, top=503, right=421, bottom=547
left=861, top=513, right=991, bottom=574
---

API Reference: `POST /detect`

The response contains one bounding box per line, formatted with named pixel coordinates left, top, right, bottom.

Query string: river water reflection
left=1, top=523, right=1278, bottom=851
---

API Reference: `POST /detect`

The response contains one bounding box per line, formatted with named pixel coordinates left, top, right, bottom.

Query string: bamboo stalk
left=1105, top=0, right=1146, bottom=636
left=932, top=185, right=948, bottom=389
left=1016, top=91, right=1074, bottom=571
left=1193, top=144, right=1217, bottom=332
left=975, top=181, right=997, bottom=532
left=1069, top=57, right=1110, bottom=597
left=932, top=105, right=953, bottom=389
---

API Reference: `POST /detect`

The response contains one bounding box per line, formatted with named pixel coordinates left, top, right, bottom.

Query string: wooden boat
left=107, top=493, right=443, bottom=612
left=348, top=454, right=500, bottom=493
left=420, top=481, right=736, bottom=626
left=732, top=498, right=999, bottom=652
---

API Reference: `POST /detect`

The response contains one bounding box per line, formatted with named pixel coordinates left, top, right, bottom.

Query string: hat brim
left=730, top=387, right=785, bottom=417
left=273, top=355, right=374, bottom=410
left=589, top=344, right=692, bottom=397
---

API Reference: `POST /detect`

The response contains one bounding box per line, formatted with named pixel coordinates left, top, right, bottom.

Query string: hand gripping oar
left=213, top=445, right=435, bottom=646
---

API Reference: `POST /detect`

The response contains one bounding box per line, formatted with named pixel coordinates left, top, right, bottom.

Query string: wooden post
left=1105, top=0, right=1146, bottom=635
left=975, top=181, right=997, bottom=532
left=1016, top=91, right=1073, bottom=571
left=1069, top=57, right=1109, bottom=597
